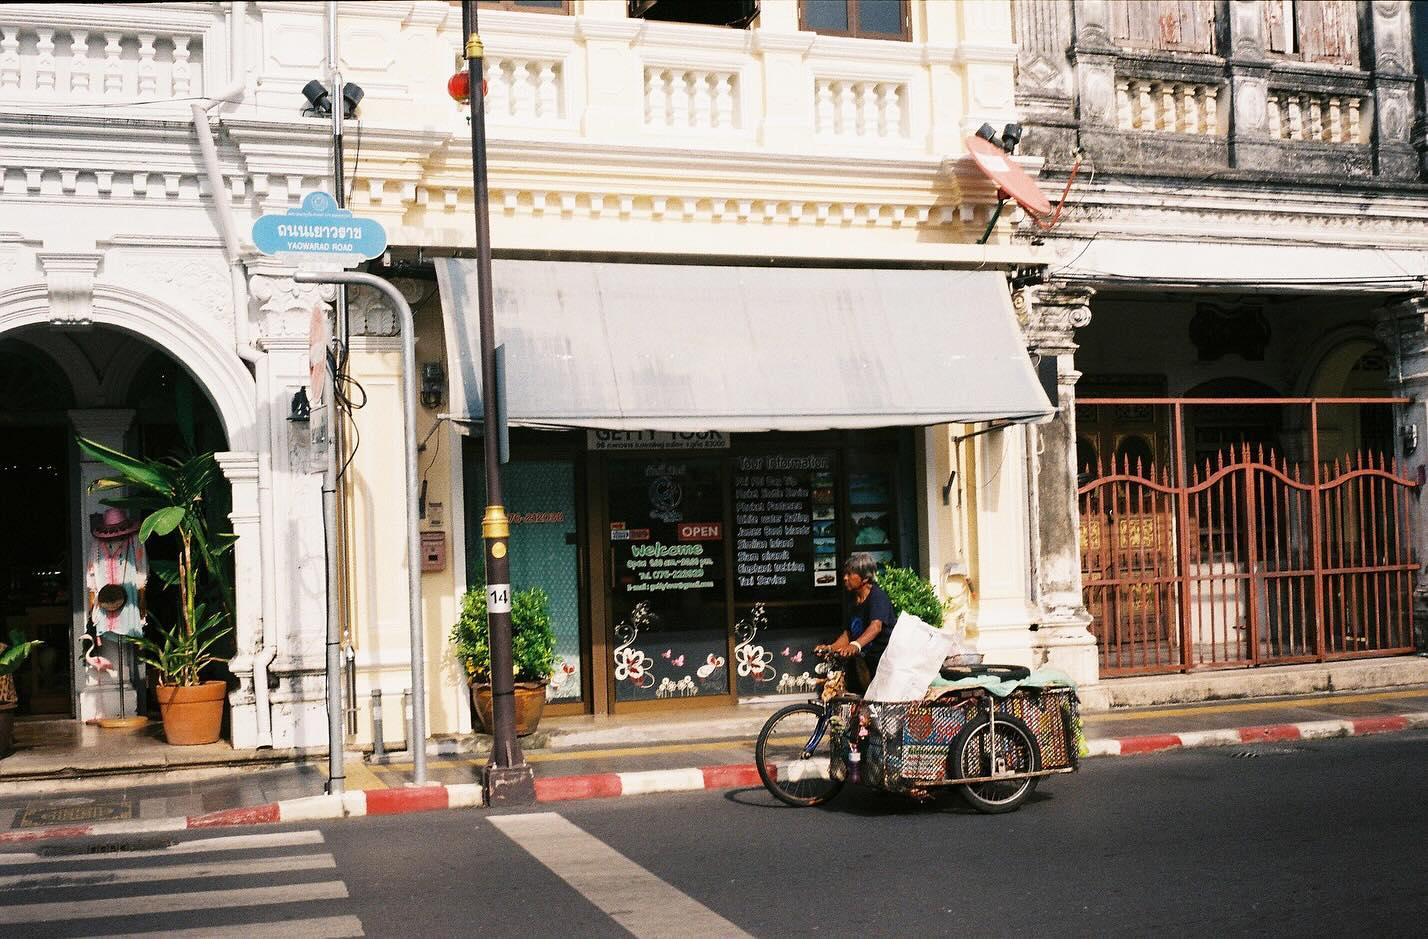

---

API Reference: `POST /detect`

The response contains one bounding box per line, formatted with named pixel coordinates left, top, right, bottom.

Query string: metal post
left=320, top=0, right=346, bottom=799
left=462, top=0, right=534, bottom=805
left=294, top=269, right=428, bottom=786
left=370, top=689, right=386, bottom=760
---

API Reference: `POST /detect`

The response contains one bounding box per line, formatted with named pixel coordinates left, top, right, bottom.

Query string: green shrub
left=876, top=564, right=946, bottom=628
left=451, top=585, right=556, bottom=684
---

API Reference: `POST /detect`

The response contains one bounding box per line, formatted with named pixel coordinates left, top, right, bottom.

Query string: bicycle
left=755, top=653, right=1061, bottom=813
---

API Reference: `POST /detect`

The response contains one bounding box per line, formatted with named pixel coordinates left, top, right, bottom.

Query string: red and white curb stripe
left=0, top=783, right=484, bottom=846
left=3, top=712, right=1424, bottom=845
left=1085, top=711, right=1428, bottom=757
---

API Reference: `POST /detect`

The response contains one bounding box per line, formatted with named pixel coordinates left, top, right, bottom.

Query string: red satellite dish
left=964, top=135, right=1052, bottom=218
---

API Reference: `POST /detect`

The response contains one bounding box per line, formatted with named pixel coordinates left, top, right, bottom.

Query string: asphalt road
left=4, top=729, right=1426, bottom=938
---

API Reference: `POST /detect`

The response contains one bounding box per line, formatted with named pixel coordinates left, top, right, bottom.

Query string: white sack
left=862, top=610, right=958, bottom=702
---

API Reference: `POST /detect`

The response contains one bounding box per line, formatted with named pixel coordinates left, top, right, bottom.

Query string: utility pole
left=462, top=0, right=534, bottom=805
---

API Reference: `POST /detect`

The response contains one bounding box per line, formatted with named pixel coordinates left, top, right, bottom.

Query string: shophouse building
left=1013, top=0, right=1428, bottom=679
left=0, top=0, right=1105, bottom=758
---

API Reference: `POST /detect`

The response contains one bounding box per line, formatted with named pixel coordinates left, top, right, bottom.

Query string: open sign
left=677, top=522, right=722, bottom=541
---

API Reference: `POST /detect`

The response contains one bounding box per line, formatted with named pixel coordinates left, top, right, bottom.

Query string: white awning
left=435, top=259, right=1053, bottom=432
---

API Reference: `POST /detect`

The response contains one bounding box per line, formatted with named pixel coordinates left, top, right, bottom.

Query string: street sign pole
left=295, top=270, right=427, bottom=787
left=463, top=0, right=534, bottom=805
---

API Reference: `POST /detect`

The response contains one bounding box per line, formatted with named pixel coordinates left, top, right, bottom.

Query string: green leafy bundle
left=876, top=564, right=947, bottom=628
left=0, top=629, right=43, bottom=677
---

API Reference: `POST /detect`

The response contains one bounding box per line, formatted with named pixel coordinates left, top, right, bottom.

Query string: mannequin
left=85, top=507, right=148, bottom=727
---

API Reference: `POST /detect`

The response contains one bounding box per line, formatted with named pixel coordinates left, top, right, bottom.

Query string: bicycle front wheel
left=755, top=703, right=845, bottom=807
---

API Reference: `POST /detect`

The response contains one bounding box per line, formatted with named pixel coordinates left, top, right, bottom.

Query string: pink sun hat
left=91, top=507, right=140, bottom=540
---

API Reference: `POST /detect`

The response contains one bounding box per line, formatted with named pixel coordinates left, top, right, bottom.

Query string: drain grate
left=15, top=799, right=134, bottom=829
left=1231, top=746, right=1305, bottom=758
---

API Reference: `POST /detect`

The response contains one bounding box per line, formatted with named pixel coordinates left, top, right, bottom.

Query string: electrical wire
left=330, top=339, right=368, bottom=481
left=346, top=118, right=362, bottom=205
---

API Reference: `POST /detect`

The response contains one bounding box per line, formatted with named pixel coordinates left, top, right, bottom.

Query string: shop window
left=800, top=0, right=909, bottom=41
left=476, top=0, right=570, bottom=13
left=1109, top=0, right=1216, bottom=54
left=631, top=0, right=758, bottom=28
left=1263, top=0, right=1359, bottom=66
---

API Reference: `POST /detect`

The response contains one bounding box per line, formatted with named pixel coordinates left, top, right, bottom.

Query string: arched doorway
left=0, top=328, right=229, bottom=727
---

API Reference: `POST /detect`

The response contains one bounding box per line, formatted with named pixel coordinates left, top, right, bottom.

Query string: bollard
left=370, top=689, right=386, bottom=760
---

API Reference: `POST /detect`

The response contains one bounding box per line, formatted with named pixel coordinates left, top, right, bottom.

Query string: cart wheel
left=950, top=713, right=1041, bottom=814
left=755, top=703, right=845, bottom=807
left=939, top=663, right=1032, bottom=682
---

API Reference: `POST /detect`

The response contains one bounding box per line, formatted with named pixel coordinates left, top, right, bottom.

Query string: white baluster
left=1157, top=82, right=1175, bottom=132
left=1178, top=84, right=1195, bottom=133
left=815, top=79, right=835, bottom=133
left=858, top=82, right=877, bottom=136
left=882, top=83, right=903, bottom=137
left=1204, top=86, right=1219, bottom=135
left=69, top=30, right=90, bottom=93
left=536, top=62, right=557, bottom=118
left=137, top=33, right=156, bottom=96
left=513, top=62, right=534, bottom=118
left=1116, top=79, right=1131, bottom=130
left=0, top=29, right=20, bottom=90
left=1267, top=93, right=1282, bottom=138
left=672, top=69, right=692, bottom=127
left=1135, top=80, right=1153, bottom=131
left=644, top=67, right=660, bottom=125
left=102, top=32, right=124, bottom=95
left=1309, top=98, right=1323, bottom=141
left=712, top=72, right=733, bottom=128
left=486, top=59, right=510, bottom=119
left=837, top=81, right=857, bottom=136
left=1348, top=97, right=1361, bottom=143
left=1327, top=97, right=1342, bottom=143
left=35, top=29, right=56, bottom=92
left=691, top=71, right=712, bottom=128
left=1286, top=95, right=1303, bottom=140
left=172, top=35, right=192, bottom=97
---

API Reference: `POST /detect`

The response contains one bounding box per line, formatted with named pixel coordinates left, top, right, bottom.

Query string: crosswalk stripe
left=0, top=830, right=325, bottom=867
left=0, top=880, right=349, bottom=925
left=92, top=913, right=366, bottom=938
left=490, top=812, right=754, bottom=939
left=0, top=852, right=336, bottom=891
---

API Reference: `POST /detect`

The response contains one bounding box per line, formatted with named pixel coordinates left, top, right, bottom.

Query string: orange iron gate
left=1078, top=399, right=1419, bottom=676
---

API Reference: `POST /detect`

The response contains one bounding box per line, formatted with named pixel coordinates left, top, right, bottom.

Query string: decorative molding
left=249, top=273, right=335, bottom=343
left=36, top=250, right=101, bottom=325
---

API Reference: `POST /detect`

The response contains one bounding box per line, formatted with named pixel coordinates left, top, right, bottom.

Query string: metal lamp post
left=461, top=0, right=534, bottom=805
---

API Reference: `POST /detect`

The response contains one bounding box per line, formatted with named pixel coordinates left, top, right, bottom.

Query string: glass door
left=606, top=456, right=729, bottom=702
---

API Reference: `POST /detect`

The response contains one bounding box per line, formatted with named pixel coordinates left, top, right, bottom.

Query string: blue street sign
left=251, top=191, right=387, bottom=266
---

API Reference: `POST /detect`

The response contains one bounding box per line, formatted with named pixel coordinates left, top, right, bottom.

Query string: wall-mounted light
left=288, top=387, right=311, bottom=422
left=1402, top=423, right=1418, bottom=457
left=301, top=79, right=364, bottom=118
left=974, top=122, right=1025, bottom=155
left=421, top=362, right=446, bottom=410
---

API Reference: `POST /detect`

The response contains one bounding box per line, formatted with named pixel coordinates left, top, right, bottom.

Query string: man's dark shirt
left=847, top=582, right=896, bottom=666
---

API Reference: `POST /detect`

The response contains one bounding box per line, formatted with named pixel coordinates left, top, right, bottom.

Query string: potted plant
left=0, top=630, right=43, bottom=758
left=451, top=585, right=556, bottom=736
left=77, top=439, right=236, bottom=746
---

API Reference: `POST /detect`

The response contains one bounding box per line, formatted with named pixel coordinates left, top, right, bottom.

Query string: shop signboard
left=588, top=430, right=728, bottom=451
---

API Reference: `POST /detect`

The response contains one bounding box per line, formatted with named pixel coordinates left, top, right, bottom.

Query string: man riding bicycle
left=815, top=552, right=894, bottom=696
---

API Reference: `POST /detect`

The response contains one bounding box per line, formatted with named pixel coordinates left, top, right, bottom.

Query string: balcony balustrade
left=0, top=20, right=204, bottom=104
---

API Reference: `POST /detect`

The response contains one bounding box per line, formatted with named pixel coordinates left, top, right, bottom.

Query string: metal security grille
left=1078, top=398, right=1418, bottom=676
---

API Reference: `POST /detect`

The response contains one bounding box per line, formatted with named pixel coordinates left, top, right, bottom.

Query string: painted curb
left=2, top=712, right=1424, bottom=844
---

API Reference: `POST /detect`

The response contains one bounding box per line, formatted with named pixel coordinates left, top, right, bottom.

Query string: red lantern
left=447, top=70, right=470, bottom=104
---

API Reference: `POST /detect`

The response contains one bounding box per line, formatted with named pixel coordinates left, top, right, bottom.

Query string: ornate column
left=1225, top=0, right=1275, bottom=171
left=248, top=266, right=335, bottom=748
left=1368, top=0, right=1417, bottom=179
left=67, top=407, right=136, bottom=722
left=1024, top=285, right=1100, bottom=686
left=214, top=450, right=262, bottom=748
left=1379, top=295, right=1428, bottom=647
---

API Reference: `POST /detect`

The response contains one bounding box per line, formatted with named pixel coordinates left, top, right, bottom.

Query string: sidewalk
left=3, top=683, right=1426, bottom=843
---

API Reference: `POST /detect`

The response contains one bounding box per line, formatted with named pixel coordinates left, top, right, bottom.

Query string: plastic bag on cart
left=863, top=610, right=959, bottom=702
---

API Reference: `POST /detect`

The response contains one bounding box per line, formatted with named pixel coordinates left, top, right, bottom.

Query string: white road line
left=0, top=880, right=349, bottom=925
left=0, top=852, right=335, bottom=891
left=490, top=812, right=754, bottom=939
left=93, top=914, right=366, bottom=938
left=0, top=830, right=325, bottom=867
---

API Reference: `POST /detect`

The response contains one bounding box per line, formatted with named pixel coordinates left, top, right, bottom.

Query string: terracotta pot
left=156, top=681, right=227, bottom=746
left=471, top=681, right=548, bottom=737
left=0, top=707, right=14, bottom=759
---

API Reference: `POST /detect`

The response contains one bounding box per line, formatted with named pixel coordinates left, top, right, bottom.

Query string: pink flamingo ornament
left=81, top=634, right=116, bottom=676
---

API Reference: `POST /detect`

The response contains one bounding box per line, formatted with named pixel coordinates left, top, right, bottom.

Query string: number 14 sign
left=486, top=583, right=512, bottom=614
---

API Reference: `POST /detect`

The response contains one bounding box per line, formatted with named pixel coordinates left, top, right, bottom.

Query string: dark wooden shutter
left=1110, top=1, right=1214, bottom=54
left=1296, top=0, right=1359, bottom=66
left=1263, top=0, right=1290, bottom=53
